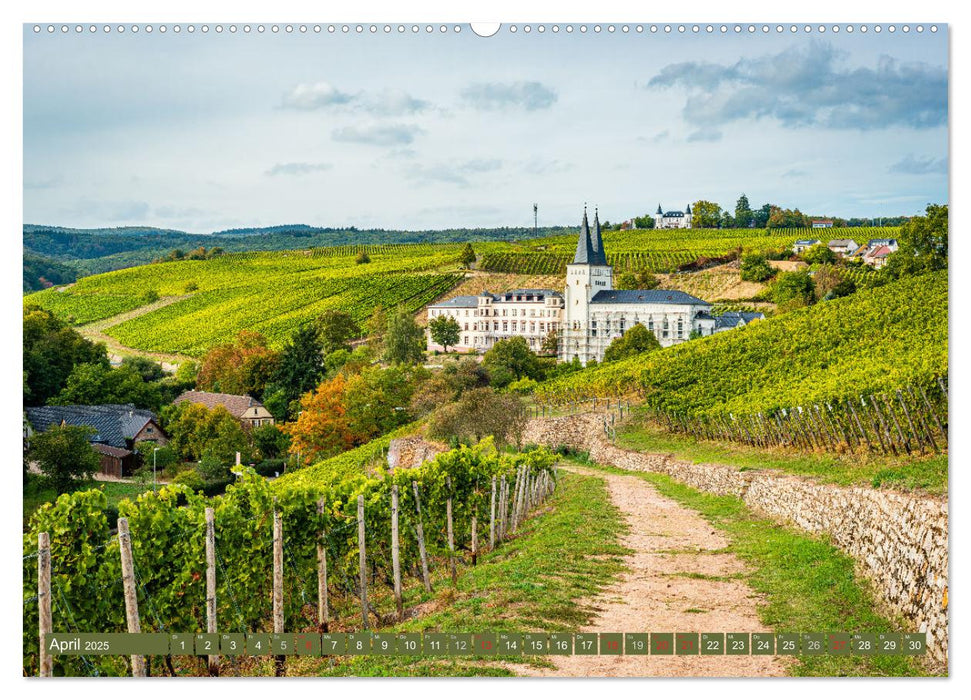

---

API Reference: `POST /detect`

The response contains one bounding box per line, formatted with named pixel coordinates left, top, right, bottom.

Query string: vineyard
left=536, top=270, right=948, bottom=419
left=25, top=246, right=466, bottom=357
left=23, top=442, right=558, bottom=677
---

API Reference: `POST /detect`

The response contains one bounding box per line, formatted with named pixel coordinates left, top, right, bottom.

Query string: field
left=537, top=270, right=948, bottom=417
left=24, top=226, right=902, bottom=359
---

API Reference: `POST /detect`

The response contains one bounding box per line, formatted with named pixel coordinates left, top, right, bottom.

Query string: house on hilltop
left=174, top=390, right=275, bottom=428
left=24, top=404, right=167, bottom=478
left=653, top=203, right=693, bottom=229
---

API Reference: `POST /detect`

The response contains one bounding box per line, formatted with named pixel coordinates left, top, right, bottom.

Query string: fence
left=24, top=446, right=558, bottom=677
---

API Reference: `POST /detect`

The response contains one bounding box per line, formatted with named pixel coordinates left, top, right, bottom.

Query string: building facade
left=426, top=207, right=760, bottom=364
left=426, top=288, right=564, bottom=353
left=559, top=208, right=719, bottom=364
left=654, top=203, right=693, bottom=229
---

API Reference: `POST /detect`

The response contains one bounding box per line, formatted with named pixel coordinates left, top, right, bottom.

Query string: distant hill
left=23, top=253, right=77, bottom=292
left=22, top=223, right=574, bottom=279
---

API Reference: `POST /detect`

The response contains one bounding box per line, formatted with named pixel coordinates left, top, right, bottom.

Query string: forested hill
left=22, top=224, right=574, bottom=284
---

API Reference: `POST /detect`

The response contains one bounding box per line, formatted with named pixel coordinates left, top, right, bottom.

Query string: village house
left=174, top=390, right=275, bottom=428
left=827, top=239, right=859, bottom=257
left=792, top=239, right=822, bottom=254
left=863, top=245, right=894, bottom=269
left=811, top=219, right=834, bottom=229
left=24, top=404, right=167, bottom=478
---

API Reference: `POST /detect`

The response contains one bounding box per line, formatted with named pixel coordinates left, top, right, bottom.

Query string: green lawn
left=575, top=459, right=935, bottom=677
left=617, top=416, right=948, bottom=495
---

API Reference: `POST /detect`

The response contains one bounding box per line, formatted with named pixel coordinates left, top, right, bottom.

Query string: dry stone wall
left=387, top=437, right=447, bottom=470
left=523, top=412, right=949, bottom=668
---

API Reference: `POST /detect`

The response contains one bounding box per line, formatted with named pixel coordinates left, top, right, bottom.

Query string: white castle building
left=426, top=208, right=760, bottom=363
left=654, top=203, right=693, bottom=229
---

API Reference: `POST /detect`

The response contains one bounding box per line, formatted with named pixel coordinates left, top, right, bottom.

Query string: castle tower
left=654, top=203, right=663, bottom=229
left=685, top=202, right=692, bottom=228
left=561, top=207, right=613, bottom=363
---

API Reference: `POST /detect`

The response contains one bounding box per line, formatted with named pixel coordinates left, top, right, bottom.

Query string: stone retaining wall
left=523, top=413, right=949, bottom=668
left=387, top=437, right=447, bottom=470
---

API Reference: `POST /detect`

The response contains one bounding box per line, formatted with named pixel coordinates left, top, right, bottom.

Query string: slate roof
left=867, top=238, right=898, bottom=247
left=714, top=311, right=765, bottom=329
left=498, top=289, right=562, bottom=300
left=590, top=289, right=709, bottom=306
left=828, top=239, right=857, bottom=247
left=24, top=404, right=157, bottom=449
left=571, top=208, right=608, bottom=266
left=795, top=239, right=822, bottom=246
left=174, top=391, right=266, bottom=418
left=429, top=295, right=480, bottom=308
left=663, top=210, right=686, bottom=218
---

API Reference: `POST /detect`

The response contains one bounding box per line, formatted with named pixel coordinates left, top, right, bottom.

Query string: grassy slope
left=617, top=415, right=948, bottom=495
left=538, top=271, right=947, bottom=416
left=575, top=460, right=931, bottom=677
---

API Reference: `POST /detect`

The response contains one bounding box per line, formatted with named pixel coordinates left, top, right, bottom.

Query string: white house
left=654, top=203, right=693, bottom=229
left=792, top=239, right=822, bottom=254
left=812, top=220, right=834, bottom=229
left=827, top=239, right=859, bottom=257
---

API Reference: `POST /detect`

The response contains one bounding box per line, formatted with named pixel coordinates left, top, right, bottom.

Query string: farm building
left=24, top=404, right=167, bottom=478
left=174, top=390, right=275, bottom=428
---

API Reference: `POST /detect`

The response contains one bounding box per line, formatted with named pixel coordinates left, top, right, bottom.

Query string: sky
left=23, top=24, right=949, bottom=232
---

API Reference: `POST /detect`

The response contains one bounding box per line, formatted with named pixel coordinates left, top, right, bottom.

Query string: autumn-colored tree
left=280, top=375, right=359, bottom=465
left=197, top=330, right=280, bottom=397
left=766, top=206, right=811, bottom=229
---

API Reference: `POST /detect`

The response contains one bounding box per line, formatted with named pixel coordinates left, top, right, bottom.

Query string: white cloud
left=265, top=162, right=333, bottom=177
left=282, top=82, right=354, bottom=110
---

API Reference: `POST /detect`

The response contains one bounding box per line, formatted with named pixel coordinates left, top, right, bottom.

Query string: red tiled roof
left=868, top=245, right=892, bottom=258
left=174, top=390, right=264, bottom=418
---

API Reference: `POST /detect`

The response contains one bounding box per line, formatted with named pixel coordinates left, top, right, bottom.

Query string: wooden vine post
left=117, top=518, right=147, bottom=677
left=357, top=495, right=369, bottom=628
left=205, top=507, right=218, bottom=676
left=445, top=476, right=457, bottom=585
left=272, top=509, right=285, bottom=676
left=412, top=481, right=432, bottom=592
left=489, top=476, right=497, bottom=550
left=38, top=532, right=52, bottom=678
left=316, top=498, right=329, bottom=632
left=471, top=512, right=478, bottom=566
left=390, top=485, right=403, bottom=621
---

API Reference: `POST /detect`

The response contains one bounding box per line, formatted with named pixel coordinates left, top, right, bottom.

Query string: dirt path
left=511, top=465, right=788, bottom=677
left=77, top=295, right=195, bottom=369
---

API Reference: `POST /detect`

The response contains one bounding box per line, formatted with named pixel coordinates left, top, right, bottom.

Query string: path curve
left=512, top=464, right=789, bottom=677
left=78, top=295, right=195, bottom=369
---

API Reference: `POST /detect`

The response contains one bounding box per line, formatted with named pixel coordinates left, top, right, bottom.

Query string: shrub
left=740, top=253, right=774, bottom=282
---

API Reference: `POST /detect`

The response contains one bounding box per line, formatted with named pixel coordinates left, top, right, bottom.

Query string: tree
left=752, top=203, right=773, bottom=228
left=365, top=305, right=388, bottom=352
left=771, top=270, right=815, bottom=310
left=252, top=423, right=290, bottom=460
left=28, top=425, right=99, bottom=493
left=632, top=214, right=655, bottom=229
left=134, top=441, right=178, bottom=476
left=459, top=243, right=477, bottom=269
left=426, top=387, right=524, bottom=447
left=443, top=357, right=491, bottom=393
left=121, top=356, right=166, bottom=382
left=197, top=330, right=280, bottom=397
left=383, top=308, right=425, bottom=365
left=355, top=250, right=371, bottom=265
left=269, top=324, right=325, bottom=408
left=766, top=206, right=811, bottom=229
left=163, top=402, right=252, bottom=464
left=615, top=269, right=661, bottom=291
left=801, top=244, right=837, bottom=265
left=602, top=323, right=662, bottom=363
left=51, top=362, right=165, bottom=412
left=884, top=204, right=948, bottom=279
left=23, top=306, right=107, bottom=406
left=690, top=200, right=723, bottom=228
left=409, top=374, right=457, bottom=418
left=343, top=366, right=415, bottom=439
left=280, top=375, right=358, bottom=465
left=429, top=315, right=461, bottom=353
left=734, top=194, right=753, bottom=228
left=740, top=253, right=775, bottom=282
left=482, top=336, right=542, bottom=388
left=540, top=327, right=559, bottom=356
left=315, top=310, right=361, bottom=355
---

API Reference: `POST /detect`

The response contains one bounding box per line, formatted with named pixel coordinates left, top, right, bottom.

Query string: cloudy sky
left=23, top=25, right=948, bottom=232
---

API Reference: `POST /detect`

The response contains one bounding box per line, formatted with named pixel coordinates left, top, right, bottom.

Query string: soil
left=507, top=464, right=790, bottom=677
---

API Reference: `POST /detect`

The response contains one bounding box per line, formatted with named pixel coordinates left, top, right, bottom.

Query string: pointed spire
left=572, top=207, right=595, bottom=264
left=686, top=203, right=692, bottom=214
left=656, top=203, right=663, bottom=215
left=590, top=207, right=607, bottom=265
